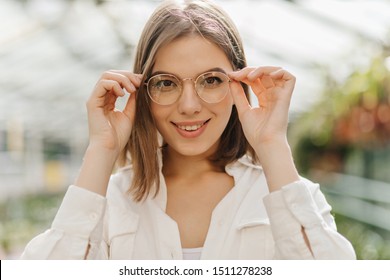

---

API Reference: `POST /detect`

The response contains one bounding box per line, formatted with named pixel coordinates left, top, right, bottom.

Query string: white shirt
left=21, top=155, right=355, bottom=260
left=182, top=247, right=202, bottom=260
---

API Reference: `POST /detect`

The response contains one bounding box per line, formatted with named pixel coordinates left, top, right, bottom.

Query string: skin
left=74, top=34, right=309, bottom=251
left=150, top=36, right=234, bottom=161
left=151, top=36, right=236, bottom=248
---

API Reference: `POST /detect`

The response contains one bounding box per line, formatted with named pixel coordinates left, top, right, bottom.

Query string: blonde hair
left=119, top=0, right=256, bottom=201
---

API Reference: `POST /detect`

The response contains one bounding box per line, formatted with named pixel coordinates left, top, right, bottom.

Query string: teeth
left=177, top=123, right=204, bottom=131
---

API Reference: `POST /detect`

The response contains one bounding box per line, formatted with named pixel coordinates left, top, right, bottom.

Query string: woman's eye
left=156, top=79, right=177, bottom=90
left=162, top=80, right=174, bottom=87
left=203, top=76, right=223, bottom=87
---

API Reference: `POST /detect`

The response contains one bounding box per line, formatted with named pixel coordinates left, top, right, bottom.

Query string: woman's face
left=150, top=35, right=234, bottom=158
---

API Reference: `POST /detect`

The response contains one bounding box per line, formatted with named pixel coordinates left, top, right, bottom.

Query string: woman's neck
left=162, top=146, right=224, bottom=179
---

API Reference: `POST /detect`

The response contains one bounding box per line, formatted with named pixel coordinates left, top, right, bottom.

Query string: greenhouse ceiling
left=1, top=0, right=390, bottom=142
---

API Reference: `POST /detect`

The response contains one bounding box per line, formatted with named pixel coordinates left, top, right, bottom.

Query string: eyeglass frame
left=144, top=70, right=232, bottom=105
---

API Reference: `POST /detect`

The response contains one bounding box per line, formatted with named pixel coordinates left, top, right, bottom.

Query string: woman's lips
left=172, top=119, right=210, bottom=138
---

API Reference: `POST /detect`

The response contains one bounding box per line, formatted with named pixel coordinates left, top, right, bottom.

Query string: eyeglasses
left=145, top=71, right=231, bottom=105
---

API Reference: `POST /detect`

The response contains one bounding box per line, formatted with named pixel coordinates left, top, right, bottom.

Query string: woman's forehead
left=152, top=35, right=232, bottom=78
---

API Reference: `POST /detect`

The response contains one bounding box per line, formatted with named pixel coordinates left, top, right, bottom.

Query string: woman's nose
left=177, top=82, right=202, bottom=115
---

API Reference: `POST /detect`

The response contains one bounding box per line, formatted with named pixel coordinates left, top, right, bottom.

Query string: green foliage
left=290, top=54, right=390, bottom=177
left=0, top=192, right=64, bottom=257
left=290, top=51, right=390, bottom=259
left=334, top=214, right=390, bottom=260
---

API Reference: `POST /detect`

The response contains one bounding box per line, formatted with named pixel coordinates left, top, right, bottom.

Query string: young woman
left=21, top=0, right=355, bottom=259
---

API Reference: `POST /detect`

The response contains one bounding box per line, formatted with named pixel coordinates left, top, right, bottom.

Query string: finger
left=247, top=66, right=281, bottom=82
left=87, top=80, right=124, bottom=113
left=229, top=72, right=267, bottom=100
left=229, top=66, right=282, bottom=82
left=270, top=69, right=296, bottom=95
left=122, top=91, right=136, bottom=123
left=259, top=75, right=275, bottom=89
left=270, top=68, right=295, bottom=82
left=230, top=81, right=251, bottom=117
left=247, top=80, right=266, bottom=97
left=101, top=71, right=137, bottom=93
left=229, top=69, right=259, bottom=88
left=89, top=80, right=125, bottom=106
left=98, top=80, right=126, bottom=98
left=109, top=70, right=144, bottom=88
left=228, top=67, right=256, bottom=81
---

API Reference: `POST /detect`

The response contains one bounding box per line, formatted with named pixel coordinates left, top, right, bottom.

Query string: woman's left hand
left=228, top=66, right=296, bottom=151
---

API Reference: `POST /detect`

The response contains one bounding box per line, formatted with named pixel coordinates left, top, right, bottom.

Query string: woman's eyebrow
left=150, top=70, right=173, bottom=77
left=150, top=67, right=227, bottom=78
left=200, top=67, right=227, bottom=75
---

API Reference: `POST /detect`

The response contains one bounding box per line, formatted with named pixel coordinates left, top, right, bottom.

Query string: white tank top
left=182, top=247, right=203, bottom=260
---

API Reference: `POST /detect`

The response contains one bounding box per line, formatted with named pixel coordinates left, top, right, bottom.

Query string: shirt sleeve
left=20, top=185, right=108, bottom=260
left=263, top=179, right=356, bottom=259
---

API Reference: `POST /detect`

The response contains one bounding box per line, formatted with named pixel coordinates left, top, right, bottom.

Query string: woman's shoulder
left=226, top=154, right=263, bottom=176
left=226, top=154, right=261, bottom=170
left=234, top=155, right=320, bottom=188
left=237, top=154, right=262, bottom=169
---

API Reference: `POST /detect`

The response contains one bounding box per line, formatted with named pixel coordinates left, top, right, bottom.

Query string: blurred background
left=1, top=0, right=390, bottom=259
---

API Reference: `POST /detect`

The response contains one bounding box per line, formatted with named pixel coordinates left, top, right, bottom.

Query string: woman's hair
left=118, top=0, right=257, bottom=201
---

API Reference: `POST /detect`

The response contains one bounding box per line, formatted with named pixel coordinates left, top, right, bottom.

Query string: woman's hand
left=229, top=66, right=299, bottom=191
left=229, top=66, right=295, bottom=148
left=75, top=70, right=141, bottom=196
left=86, top=70, right=141, bottom=156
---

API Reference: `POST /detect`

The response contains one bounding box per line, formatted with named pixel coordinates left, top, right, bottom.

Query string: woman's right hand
left=86, top=70, right=142, bottom=157
left=74, top=71, right=141, bottom=196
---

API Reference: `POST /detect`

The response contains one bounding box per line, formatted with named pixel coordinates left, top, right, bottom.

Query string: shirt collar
left=152, top=150, right=264, bottom=212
